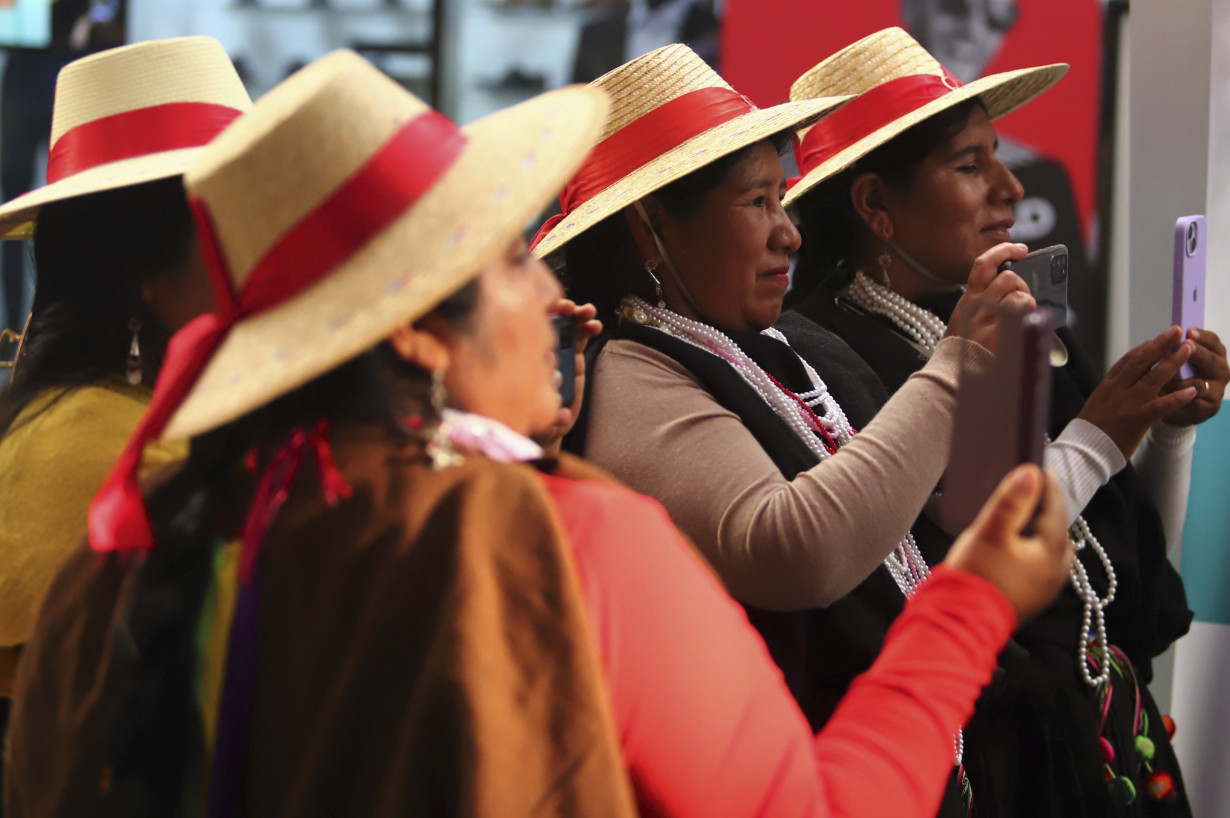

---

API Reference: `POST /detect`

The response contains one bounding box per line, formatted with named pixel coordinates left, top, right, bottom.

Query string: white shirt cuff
left=1043, top=418, right=1127, bottom=525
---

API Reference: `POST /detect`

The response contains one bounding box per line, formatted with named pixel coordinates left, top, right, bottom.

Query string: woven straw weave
left=0, top=37, right=252, bottom=240
left=165, top=51, right=607, bottom=440
left=532, top=44, right=849, bottom=262
left=783, top=27, right=1066, bottom=208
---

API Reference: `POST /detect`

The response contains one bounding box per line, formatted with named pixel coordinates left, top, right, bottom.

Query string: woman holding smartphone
left=784, top=27, right=1228, bottom=817
left=3, top=50, right=1080, bottom=818
left=536, top=43, right=1047, bottom=818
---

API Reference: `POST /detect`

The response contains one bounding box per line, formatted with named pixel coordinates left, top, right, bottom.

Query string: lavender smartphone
left=940, top=307, right=1053, bottom=533
left=1173, top=215, right=1206, bottom=380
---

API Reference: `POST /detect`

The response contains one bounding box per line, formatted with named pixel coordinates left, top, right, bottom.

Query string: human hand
left=945, top=243, right=1036, bottom=354
left=1077, top=327, right=1197, bottom=456
left=943, top=464, right=1073, bottom=623
left=534, top=299, right=602, bottom=455
left=1159, top=327, right=1228, bottom=427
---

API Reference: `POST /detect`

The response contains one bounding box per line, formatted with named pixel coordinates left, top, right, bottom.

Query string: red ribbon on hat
left=88, top=108, right=468, bottom=554
left=792, top=69, right=964, bottom=183
left=530, top=86, right=757, bottom=249
left=45, top=101, right=246, bottom=185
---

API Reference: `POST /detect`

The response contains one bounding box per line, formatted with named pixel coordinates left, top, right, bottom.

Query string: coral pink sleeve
left=542, top=473, right=1016, bottom=818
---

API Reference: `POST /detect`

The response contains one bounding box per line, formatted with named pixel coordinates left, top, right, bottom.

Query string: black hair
left=562, top=132, right=794, bottom=325
left=100, top=280, right=481, bottom=817
left=789, top=98, right=985, bottom=304
left=0, top=176, right=197, bottom=438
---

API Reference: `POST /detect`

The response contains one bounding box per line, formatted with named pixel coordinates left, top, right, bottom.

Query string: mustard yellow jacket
left=0, top=378, right=184, bottom=692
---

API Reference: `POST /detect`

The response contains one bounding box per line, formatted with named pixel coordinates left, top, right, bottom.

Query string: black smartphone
left=552, top=314, right=576, bottom=407
left=940, top=306, right=1053, bottom=533
left=999, top=244, right=1068, bottom=328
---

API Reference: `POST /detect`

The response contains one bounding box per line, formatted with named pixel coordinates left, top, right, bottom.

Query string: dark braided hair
left=100, top=281, right=480, bottom=817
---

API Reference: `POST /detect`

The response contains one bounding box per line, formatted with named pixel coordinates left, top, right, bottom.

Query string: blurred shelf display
left=230, top=0, right=432, bottom=10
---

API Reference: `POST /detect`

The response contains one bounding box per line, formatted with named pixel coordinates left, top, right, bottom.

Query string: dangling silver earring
left=425, top=368, right=462, bottom=470
left=645, top=259, right=665, bottom=308
left=126, top=318, right=142, bottom=385
left=877, top=243, right=893, bottom=289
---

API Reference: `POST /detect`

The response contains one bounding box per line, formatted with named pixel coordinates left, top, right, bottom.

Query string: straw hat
left=0, top=37, right=252, bottom=240
left=172, top=51, right=606, bottom=440
left=783, top=27, right=1067, bottom=208
left=530, top=44, right=851, bottom=262
left=89, top=50, right=608, bottom=553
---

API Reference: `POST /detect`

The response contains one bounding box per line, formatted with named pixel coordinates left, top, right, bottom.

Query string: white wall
left=1126, top=1, right=1230, bottom=814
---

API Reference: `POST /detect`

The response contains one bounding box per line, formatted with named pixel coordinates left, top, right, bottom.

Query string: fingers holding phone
left=944, top=464, right=1073, bottom=624
left=1078, top=326, right=1197, bottom=457
left=1161, top=327, right=1229, bottom=426
left=947, top=242, right=1034, bottom=354
left=536, top=299, right=603, bottom=453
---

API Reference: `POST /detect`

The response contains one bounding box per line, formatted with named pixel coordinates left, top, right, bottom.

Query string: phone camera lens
left=1050, top=254, right=1068, bottom=284
left=1188, top=222, right=1199, bottom=255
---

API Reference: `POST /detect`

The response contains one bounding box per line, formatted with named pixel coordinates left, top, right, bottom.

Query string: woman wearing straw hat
left=784, top=27, right=1227, bottom=816
left=0, top=36, right=251, bottom=751
left=535, top=43, right=1036, bottom=799
left=5, top=48, right=1078, bottom=818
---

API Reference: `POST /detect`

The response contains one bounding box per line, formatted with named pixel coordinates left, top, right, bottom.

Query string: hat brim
left=162, top=85, right=608, bottom=441
left=0, top=147, right=206, bottom=240
left=531, top=95, right=851, bottom=264
left=783, top=63, right=1067, bottom=209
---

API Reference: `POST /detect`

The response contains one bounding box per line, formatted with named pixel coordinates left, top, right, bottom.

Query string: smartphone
left=999, top=244, right=1068, bottom=329
left=552, top=314, right=576, bottom=407
left=1173, top=215, right=1206, bottom=380
left=940, top=306, right=1053, bottom=533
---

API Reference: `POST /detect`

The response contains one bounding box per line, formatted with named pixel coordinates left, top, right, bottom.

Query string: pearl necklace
left=846, top=271, right=948, bottom=352
left=620, top=295, right=931, bottom=599
left=842, top=272, right=1118, bottom=687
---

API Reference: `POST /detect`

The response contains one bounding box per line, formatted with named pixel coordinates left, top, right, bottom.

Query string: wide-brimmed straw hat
left=88, top=50, right=609, bottom=554
left=0, top=36, right=252, bottom=240
left=782, top=27, right=1067, bottom=208
left=530, top=44, right=851, bottom=262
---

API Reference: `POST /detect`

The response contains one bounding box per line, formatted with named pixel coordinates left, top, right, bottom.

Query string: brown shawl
left=4, top=430, right=636, bottom=818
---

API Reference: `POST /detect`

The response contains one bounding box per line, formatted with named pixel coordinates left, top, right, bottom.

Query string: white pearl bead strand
left=841, top=272, right=1119, bottom=687
left=621, top=295, right=932, bottom=600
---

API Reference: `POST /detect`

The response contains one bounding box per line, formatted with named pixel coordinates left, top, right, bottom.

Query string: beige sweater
left=584, top=335, right=993, bottom=612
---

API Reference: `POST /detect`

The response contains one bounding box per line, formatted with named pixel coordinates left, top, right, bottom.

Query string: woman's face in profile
left=650, top=140, right=801, bottom=333
left=431, top=238, right=565, bottom=437
left=880, top=106, right=1024, bottom=285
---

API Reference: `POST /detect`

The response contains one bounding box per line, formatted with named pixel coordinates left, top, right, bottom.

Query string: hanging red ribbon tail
left=530, top=211, right=566, bottom=251
left=88, top=313, right=231, bottom=554
left=235, top=421, right=352, bottom=584
left=238, top=429, right=307, bottom=584
left=310, top=420, right=353, bottom=506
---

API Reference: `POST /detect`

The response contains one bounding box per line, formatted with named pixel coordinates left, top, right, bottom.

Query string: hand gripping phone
left=552, top=314, right=576, bottom=407
left=941, top=306, right=1054, bottom=533
left=1173, top=215, right=1206, bottom=380
left=999, top=244, right=1069, bottom=329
